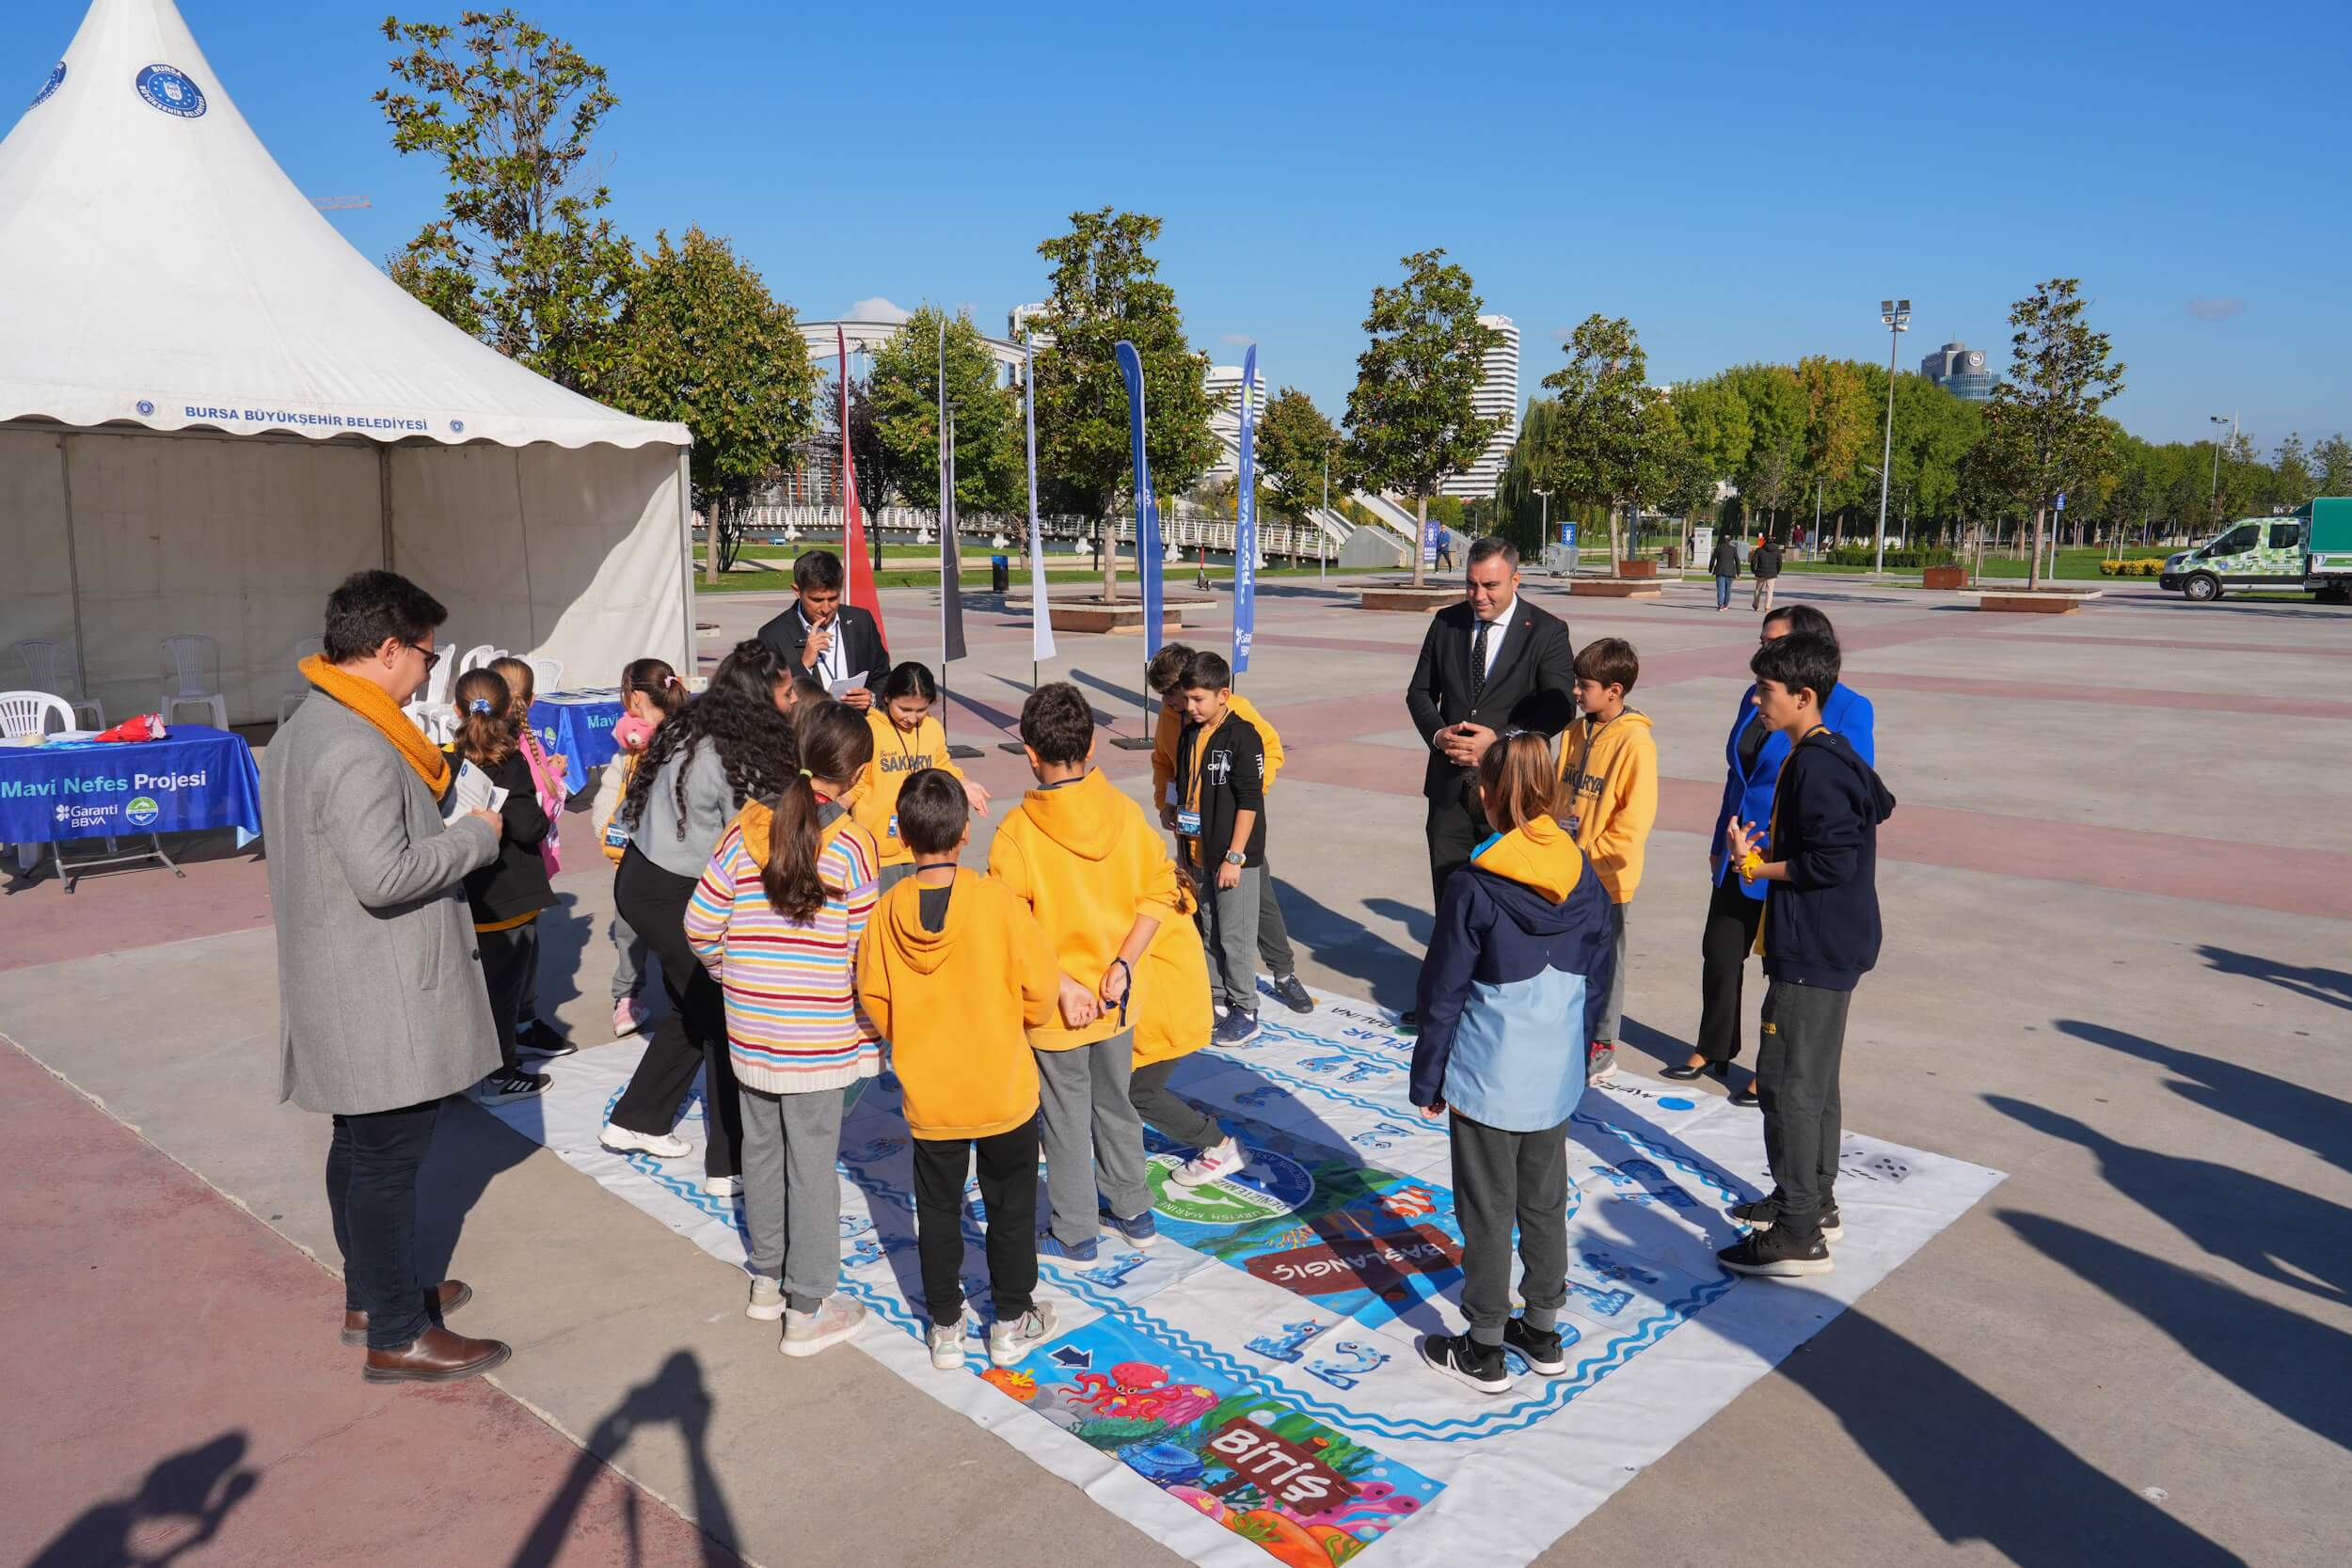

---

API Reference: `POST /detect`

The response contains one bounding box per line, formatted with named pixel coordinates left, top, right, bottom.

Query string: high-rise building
left=1008, top=302, right=1051, bottom=344
left=1204, top=362, right=1269, bottom=478
left=1919, top=341, right=1994, bottom=402
left=1441, top=314, right=1520, bottom=499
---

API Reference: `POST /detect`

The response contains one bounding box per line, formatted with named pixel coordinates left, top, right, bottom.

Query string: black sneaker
left=1730, top=1197, right=1843, bottom=1244
left=1418, top=1332, right=1515, bottom=1395
left=516, top=1020, right=577, bottom=1058
left=1819, top=1202, right=1844, bottom=1244
left=1717, top=1226, right=1833, bottom=1278
left=1269, top=974, right=1315, bottom=1015
left=1502, top=1316, right=1567, bottom=1376
left=1730, top=1077, right=1761, bottom=1108
left=480, top=1068, right=550, bottom=1104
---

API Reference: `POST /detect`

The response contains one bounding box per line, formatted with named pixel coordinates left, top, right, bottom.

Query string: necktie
left=1469, top=617, right=1492, bottom=714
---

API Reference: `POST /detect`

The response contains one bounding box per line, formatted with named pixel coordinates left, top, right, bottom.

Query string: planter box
left=1971, top=588, right=2104, bottom=615
left=1041, top=599, right=1187, bottom=635
left=1618, top=559, right=1659, bottom=578
left=1922, top=565, right=1966, bottom=590
left=1359, top=587, right=1457, bottom=613
left=1566, top=577, right=1665, bottom=599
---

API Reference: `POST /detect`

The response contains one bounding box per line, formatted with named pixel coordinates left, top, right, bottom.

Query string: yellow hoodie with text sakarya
left=1556, top=708, right=1658, bottom=903
left=855, top=869, right=1060, bottom=1140
left=851, top=710, right=966, bottom=867
left=988, top=768, right=1187, bottom=1052
left=1151, top=692, right=1283, bottom=811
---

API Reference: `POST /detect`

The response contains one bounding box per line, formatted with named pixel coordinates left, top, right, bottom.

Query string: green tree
left=1255, top=388, right=1343, bottom=525
left=868, top=307, right=1022, bottom=521
left=2272, top=433, right=2313, bottom=507
left=1493, top=397, right=1565, bottom=557
left=376, top=9, right=632, bottom=390
left=2315, top=434, right=2352, bottom=497
left=1343, top=249, right=1505, bottom=587
left=1796, top=356, right=1874, bottom=540
left=1029, top=208, right=1216, bottom=604
left=1974, top=278, right=2127, bottom=587
left=1669, top=376, right=1753, bottom=497
left=1534, top=314, right=1659, bottom=571
left=1724, top=363, right=1805, bottom=539
left=594, top=229, right=818, bottom=583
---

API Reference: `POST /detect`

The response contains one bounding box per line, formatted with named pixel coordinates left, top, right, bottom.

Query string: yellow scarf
left=298, top=653, right=451, bottom=798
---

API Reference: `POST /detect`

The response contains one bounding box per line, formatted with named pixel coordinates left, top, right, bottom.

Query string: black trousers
left=1424, top=782, right=1492, bottom=910
left=476, top=921, right=536, bottom=1073
left=1756, top=978, right=1851, bottom=1236
left=910, top=1116, right=1041, bottom=1326
left=1696, top=877, right=1767, bottom=1065
left=326, top=1097, right=444, bottom=1350
left=608, top=847, right=741, bottom=1178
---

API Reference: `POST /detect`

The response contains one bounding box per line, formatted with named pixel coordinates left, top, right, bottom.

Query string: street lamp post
left=1321, top=444, right=1329, bottom=580
left=2208, top=414, right=2230, bottom=518
left=1874, top=298, right=1911, bottom=577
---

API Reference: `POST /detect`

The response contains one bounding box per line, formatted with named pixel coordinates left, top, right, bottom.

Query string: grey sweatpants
left=1450, top=1109, right=1570, bottom=1345
left=1256, top=855, right=1296, bottom=978
left=738, top=1084, right=848, bottom=1313
left=1596, top=901, right=1629, bottom=1044
left=1035, top=1030, right=1150, bottom=1243
left=1195, top=863, right=1263, bottom=1011
left=1756, top=978, right=1851, bottom=1236
left=1130, top=1057, right=1222, bottom=1150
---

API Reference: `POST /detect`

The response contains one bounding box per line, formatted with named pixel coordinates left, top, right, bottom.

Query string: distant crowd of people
left=264, top=541, right=1893, bottom=1401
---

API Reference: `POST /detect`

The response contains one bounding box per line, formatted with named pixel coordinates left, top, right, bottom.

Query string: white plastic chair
left=421, top=635, right=460, bottom=709
left=278, top=636, right=326, bottom=726
left=159, top=636, right=229, bottom=731
left=525, top=657, right=564, bottom=694
left=9, top=641, right=103, bottom=728
left=458, top=643, right=505, bottom=675
left=2, top=689, right=74, bottom=740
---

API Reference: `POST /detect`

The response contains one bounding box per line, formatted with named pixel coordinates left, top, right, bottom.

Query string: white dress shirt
left=801, top=608, right=846, bottom=687
left=1470, top=595, right=1518, bottom=681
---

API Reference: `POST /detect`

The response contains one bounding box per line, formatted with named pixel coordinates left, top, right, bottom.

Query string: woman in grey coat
left=263, top=571, right=514, bottom=1385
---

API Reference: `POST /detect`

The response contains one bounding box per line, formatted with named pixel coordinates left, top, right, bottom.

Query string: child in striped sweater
left=685, top=702, right=880, bottom=1358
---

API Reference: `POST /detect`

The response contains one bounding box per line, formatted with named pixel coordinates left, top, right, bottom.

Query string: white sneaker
left=745, top=1275, right=786, bottom=1321
left=780, top=1294, right=867, bottom=1358
left=989, top=1301, right=1059, bottom=1368
left=702, top=1175, right=742, bottom=1199
left=1170, top=1137, right=1245, bottom=1188
left=599, top=1122, right=691, bottom=1160
left=928, top=1319, right=966, bottom=1370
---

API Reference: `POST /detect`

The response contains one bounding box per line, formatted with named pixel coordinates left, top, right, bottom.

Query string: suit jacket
left=756, top=601, right=890, bottom=695
left=1406, top=598, right=1577, bottom=802
left=262, top=694, right=501, bottom=1114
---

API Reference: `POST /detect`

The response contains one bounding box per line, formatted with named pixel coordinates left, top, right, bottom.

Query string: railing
left=739, top=501, right=1348, bottom=561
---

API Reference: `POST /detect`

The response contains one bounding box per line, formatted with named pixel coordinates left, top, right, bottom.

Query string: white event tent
left=0, top=0, right=694, bottom=727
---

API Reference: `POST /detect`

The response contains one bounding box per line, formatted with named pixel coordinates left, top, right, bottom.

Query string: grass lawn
left=1756, top=546, right=2170, bottom=582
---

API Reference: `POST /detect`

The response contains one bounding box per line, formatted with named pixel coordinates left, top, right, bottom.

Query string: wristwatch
left=1223, top=850, right=1247, bottom=866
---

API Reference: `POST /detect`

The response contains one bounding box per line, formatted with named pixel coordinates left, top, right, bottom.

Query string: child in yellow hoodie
left=856, top=769, right=1066, bottom=1372
left=851, top=662, right=992, bottom=893
left=1558, top=637, right=1659, bottom=1082
left=990, top=682, right=1190, bottom=1263
left=1146, top=643, right=1312, bottom=1015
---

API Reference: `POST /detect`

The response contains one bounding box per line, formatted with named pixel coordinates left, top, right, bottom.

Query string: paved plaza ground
left=4, top=571, right=2347, bottom=1567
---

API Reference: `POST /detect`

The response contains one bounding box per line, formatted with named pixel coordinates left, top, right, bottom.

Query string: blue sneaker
left=1099, top=1205, right=1158, bottom=1247
left=1037, top=1230, right=1099, bottom=1263
left=1214, top=1007, right=1261, bottom=1046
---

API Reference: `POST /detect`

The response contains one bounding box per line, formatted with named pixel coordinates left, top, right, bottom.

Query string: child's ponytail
left=758, top=700, right=876, bottom=922
left=1476, top=728, right=1561, bottom=836
left=623, top=657, right=688, bottom=721
left=452, top=669, right=517, bottom=768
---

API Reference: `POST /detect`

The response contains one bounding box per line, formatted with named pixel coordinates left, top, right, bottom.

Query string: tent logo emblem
left=135, top=400, right=155, bottom=417
left=450, top=420, right=466, bottom=434
left=32, top=61, right=65, bottom=107
left=125, top=797, right=160, bottom=828
left=135, top=64, right=207, bottom=119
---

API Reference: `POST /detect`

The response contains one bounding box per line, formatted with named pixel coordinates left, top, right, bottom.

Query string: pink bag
left=518, top=727, right=567, bottom=875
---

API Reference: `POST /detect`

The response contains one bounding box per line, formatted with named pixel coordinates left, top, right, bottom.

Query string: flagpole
left=1108, top=340, right=1159, bottom=751
left=936, top=318, right=981, bottom=761
left=1006, top=332, right=1055, bottom=752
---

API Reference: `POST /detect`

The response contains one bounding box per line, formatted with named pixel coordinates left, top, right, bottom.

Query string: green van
left=2161, top=516, right=2310, bottom=600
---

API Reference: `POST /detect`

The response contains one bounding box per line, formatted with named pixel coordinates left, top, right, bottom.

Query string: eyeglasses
left=408, top=641, right=442, bottom=673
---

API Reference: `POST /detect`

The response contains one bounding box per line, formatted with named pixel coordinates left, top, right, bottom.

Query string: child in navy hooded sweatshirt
left=1408, top=730, right=1615, bottom=1396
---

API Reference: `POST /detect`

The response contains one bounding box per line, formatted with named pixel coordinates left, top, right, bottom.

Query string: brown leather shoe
left=342, top=1280, right=475, bottom=1348
left=362, top=1324, right=512, bottom=1385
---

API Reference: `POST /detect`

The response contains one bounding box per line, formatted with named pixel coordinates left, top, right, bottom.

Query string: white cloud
left=847, top=295, right=913, bottom=324
left=1217, top=332, right=1254, bottom=347
left=2186, top=297, right=2244, bottom=322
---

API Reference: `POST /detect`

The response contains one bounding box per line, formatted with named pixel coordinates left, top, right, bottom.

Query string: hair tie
left=799, top=768, right=813, bottom=779
left=664, top=674, right=678, bottom=689
left=469, top=698, right=492, bottom=714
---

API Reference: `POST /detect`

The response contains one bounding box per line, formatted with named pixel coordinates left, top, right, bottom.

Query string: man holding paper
left=756, top=550, right=886, bottom=710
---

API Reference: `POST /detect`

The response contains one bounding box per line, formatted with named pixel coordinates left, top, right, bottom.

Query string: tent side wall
left=1, top=425, right=688, bottom=729
left=388, top=440, right=689, bottom=696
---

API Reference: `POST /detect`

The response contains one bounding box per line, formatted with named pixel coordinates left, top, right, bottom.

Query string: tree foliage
left=1534, top=313, right=1658, bottom=569
left=376, top=9, right=632, bottom=389
left=1343, top=249, right=1503, bottom=584
left=1255, top=388, right=1343, bottom=524
left=868, top=308, right=1022, bottom=518
left=593, top=228, right=817, bottom=578
left=1028, top=208, right=1216, bottom=599
left=1974, top=277, right=2127, bottom=585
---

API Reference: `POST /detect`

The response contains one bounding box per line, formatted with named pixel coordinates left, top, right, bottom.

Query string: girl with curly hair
left=598, top=641, right=798, bottom=1192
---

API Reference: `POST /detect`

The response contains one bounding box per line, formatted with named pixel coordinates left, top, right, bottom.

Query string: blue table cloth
left=0, top=725, right=262, bottom=845
left=530, top=689, right=628, bottom=772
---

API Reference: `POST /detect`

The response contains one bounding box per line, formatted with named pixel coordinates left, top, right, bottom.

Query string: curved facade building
left=1441, top=313, right=1520, bottom=499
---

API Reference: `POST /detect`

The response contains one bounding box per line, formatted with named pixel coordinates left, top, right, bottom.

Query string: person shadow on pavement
left=507, top=1350, right=742, bottom=1568
left=26, top=1432, right=260, bottom=1568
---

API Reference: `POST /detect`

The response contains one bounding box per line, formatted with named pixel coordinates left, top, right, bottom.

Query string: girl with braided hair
left=599, top=641, right=799, bottom=1192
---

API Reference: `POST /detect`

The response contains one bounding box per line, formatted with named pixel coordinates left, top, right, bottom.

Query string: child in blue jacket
left=1408, top=730, right=1615, bottom=1395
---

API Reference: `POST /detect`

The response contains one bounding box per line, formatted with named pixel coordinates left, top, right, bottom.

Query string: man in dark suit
left=755, top=549, right=887, bottom=710
left=1406, top=537, right=1576, bottom=908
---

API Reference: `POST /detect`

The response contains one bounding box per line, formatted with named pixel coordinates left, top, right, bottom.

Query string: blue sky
left=7, top=0, right=2347, bottom=449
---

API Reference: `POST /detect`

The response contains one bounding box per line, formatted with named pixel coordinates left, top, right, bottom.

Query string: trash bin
left=990, top=554, right=1009, bottom=594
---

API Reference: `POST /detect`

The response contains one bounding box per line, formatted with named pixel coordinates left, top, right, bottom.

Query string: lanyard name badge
left=1176, top=725, right=1209, bottom=839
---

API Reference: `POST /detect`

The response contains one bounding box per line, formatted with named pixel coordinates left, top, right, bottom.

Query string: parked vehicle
left=2160, top=499, right=2352, bottom=603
